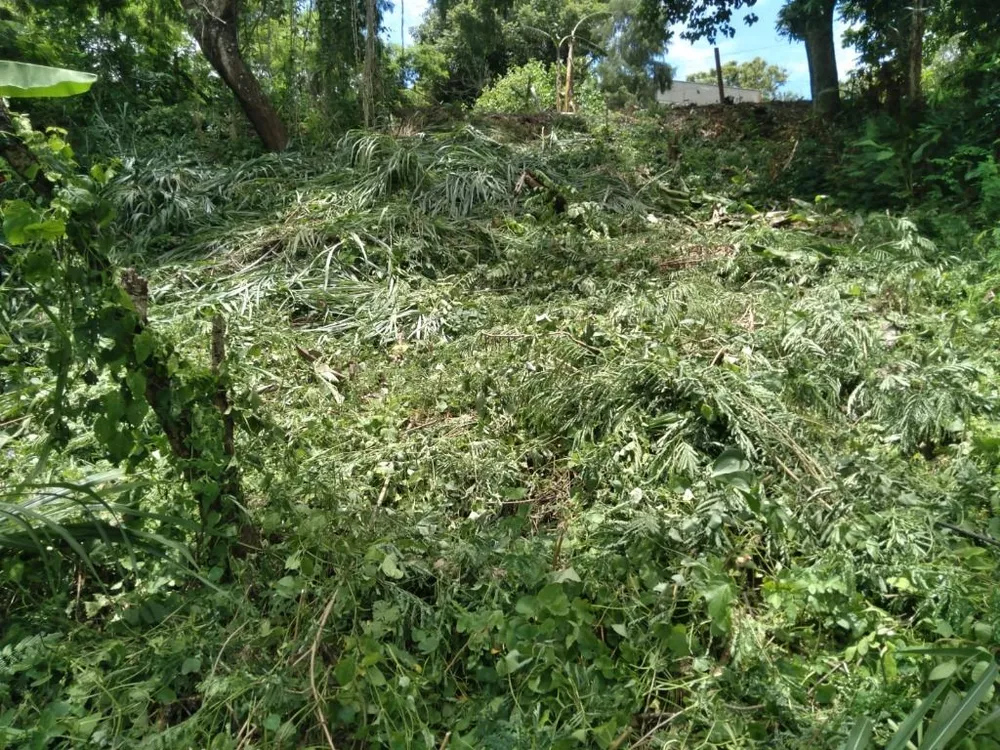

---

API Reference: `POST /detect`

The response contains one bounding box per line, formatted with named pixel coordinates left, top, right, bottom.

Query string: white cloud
left=665, top=37, right=718, bottom=79
left=834, top=20, right=860, bottom=74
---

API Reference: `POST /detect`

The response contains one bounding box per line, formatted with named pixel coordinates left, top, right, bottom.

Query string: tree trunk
left=362, top=0, right=378, bottom=126
left=803, top=0, right=839, bottom=115
left=181, top=0, right=289, bottom=152
left=564, top=37, right=576, bottom=113
left=906, top=0, right=925, bottom=107
left=554, top=53, right=563, bottom=112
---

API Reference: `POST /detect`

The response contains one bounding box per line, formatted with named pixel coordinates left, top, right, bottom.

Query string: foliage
left=474, top=60, right=604, bottom=115
left=638, top=0, right=760, bottom=43
left=414, top=0, right=670, bottom=106
left=592, top=0, right=673, bottom=108
left=837, top=37, right=1000, bottom=223
left=687, top=56, right=789, bottom=99
left=5, top=92, right=1000, bottom=747
left=3, top=0, right=1000, bottom=748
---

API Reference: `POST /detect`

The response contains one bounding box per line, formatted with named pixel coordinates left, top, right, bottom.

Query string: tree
left=414, top=0, right=658, bottom=106
left=592, top=0, right=672, bottom=107
left=688, top=56, right=789, bottom=98
left=363, top=0, right=379, bottom=125
left=414, top=0, right=515, bottom=102
left=778, top=0, right=839, bottom=114
left=180, top=0, right=289, bottom=151
left=638, top=0, right=760, bottom=43
left=0, top=0, right=200, bottom=115
left=841, top=0, right=927, bottom=112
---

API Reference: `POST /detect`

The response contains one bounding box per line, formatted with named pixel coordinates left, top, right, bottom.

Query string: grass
left=3, top=109, right=1000, bottom=749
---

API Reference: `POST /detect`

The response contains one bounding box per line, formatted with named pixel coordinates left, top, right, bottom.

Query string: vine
left=1, top=100, right=252, bottom=569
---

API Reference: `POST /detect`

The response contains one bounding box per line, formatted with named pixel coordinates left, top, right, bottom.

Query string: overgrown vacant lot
left=4, top=117, right=1000, bottom=748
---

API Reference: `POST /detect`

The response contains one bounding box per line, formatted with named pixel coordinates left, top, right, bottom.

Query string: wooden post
left=714, top=47, right=725, bottom=104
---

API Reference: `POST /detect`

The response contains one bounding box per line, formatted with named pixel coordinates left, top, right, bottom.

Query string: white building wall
left=655, top=80, right=763, bottom=106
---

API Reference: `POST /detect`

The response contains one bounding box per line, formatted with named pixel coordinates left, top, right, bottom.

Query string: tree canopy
left=687, top=56, right=789, bottom=98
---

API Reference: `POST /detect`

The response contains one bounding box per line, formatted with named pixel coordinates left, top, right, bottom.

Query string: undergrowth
left=3, top=115, right=1000, bottom=749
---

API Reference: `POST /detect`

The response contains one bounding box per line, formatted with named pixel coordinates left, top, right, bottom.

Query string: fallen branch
left=936, top=521, right=1000, bottom=549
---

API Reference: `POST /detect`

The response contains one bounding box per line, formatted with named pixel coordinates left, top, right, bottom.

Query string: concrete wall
left=655, top=80, right=763, bottom=106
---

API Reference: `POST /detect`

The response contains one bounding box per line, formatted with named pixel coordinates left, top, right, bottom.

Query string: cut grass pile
left=3, top=117, right=1000, bottom=749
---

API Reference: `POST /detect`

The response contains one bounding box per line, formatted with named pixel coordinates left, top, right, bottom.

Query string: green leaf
left=334, top=655, right=356, bottom=686
left=0, top=60, right=97, bottom=98
left=666, top=624, right=690, bottom=656
left=929, top=660, right=958, bottom=681
left=703, top=582, right=734, bottom=633
left=502, top=649, right=532, bottom=674
left=3, top=200, right=64, bottom=246
left=972, top=706, right=1000, bottom=736
left=180, top=656, right=202, bottom=675
left=274, top=575, right=300, bottom=598
left=133, top=330, right=155, bottom=365
left=103, top=391, right=126, bottom=423
left=515, top=595, right=539, bottom=617
left=536, top=583, right=570, bottom=616
left=711, top=447, right=748, bottom=477
left=920, top=661, right=999, bottom=750
left=973, top=622, right=993, bottom=643
left=611, top=623, right=628, bottom=637
left=551, top=567, right=581, bottom=583
left=839, top=717, right=872, bottom=750
left=884, top=678, right=949, bottom=750
left=971, top=661, right=994, bottom=682
left=365, top=665, right=386, bottom=686
left=381, top=553, right=404, bottom=579
left=263, top=714, right=281, bottom=732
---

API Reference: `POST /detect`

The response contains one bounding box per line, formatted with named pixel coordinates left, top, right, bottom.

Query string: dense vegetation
left=2, top=0, right=1000, bottom=748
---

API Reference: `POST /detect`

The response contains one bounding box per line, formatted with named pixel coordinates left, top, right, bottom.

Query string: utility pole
left=714, top=47, right=725, bottom=104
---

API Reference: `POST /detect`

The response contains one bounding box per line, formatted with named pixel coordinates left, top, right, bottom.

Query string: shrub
left=473, top=60, right=604, bottom=116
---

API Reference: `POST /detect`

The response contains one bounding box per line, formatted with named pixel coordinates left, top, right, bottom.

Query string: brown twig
left=311, top=595, right=339, bottom=750
left=74, top=566, right=84, bottom=617
left=295, top=344, right=319, bottom=363
left=376, top=475, right=391, bottom=507
left=443, top=636, right=472, bottom=675
left=782, top=139, right=800, bottom=172
left=773, top=455, right=801, bottom=482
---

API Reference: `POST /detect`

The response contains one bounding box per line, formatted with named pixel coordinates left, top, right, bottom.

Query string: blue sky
left=382, top=0, right=859, bottom=98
